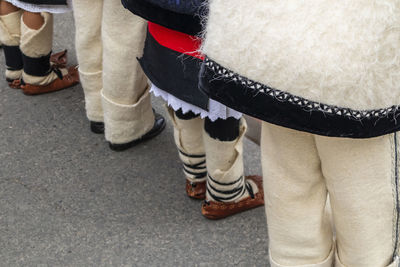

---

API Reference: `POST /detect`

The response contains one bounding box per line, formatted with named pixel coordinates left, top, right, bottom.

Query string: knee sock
left=168, top=107, right=207, bottom=184
left=0, top=10, right=22, bottom=80
left=204, top=118, right=259, bottom=203
left=20, top=12, right=65, bottom=86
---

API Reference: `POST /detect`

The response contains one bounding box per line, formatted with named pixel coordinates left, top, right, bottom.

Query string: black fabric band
left=207, top=181, right=244, bottom=196
left=139, top=30, right=209, bottom=110
left=3, top=45, right=23, bottom=71
left=204, top=117, right=240, bottom=142
left=122, top=0, right=202, bottom=36
left=206, top=185, right=245, bottom=202
left=178, top=149, right=205, bottom=159
left=22, top=52, right=51, bottom=77
left=183, top=167, right=207, bottom=179
left=183, top=160, right=206, bottom=170
left=200, top=59, right=400, bottom=138
left=208, top=174, right=243, bottom=187
left=175, top=108, right=199, bottom=120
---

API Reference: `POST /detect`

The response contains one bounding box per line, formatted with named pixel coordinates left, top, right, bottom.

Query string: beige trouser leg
left=0, top=10, right=22, bottom=80
left=20, top=12, right=60, bottom=85
left=167, top=107, right=206, bottom=183
left=316, top=133, right=397, bottom=267
left=101, top=0, right=154, bottom=144
left=261, top=122, right=399, bottom=267
left=72, top=0, right=104, bottom=123
left=204, top=119, right=258, bottom=202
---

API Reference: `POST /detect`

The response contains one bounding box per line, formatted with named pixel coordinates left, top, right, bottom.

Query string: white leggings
left=261, top=122, right=400, bottom=267
left=73, top=0, right=154, bottom=144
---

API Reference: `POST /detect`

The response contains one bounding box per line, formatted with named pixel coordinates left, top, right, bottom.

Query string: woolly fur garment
left=202, top=0, right=400, bottom=110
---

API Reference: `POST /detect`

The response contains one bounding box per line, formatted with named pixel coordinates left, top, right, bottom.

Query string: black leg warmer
left=204, top=117, right=240, bottom=142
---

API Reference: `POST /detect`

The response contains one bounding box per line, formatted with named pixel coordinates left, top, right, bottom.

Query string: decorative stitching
left=204, top=58, right=400, bottom=121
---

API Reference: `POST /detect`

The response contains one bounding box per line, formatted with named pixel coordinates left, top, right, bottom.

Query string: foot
left=90, top=121, right=105, bottom=134
left=21, top=66, right=79, bottom=95
left=201, top=175, right=264, bottom=220
left=109, top=112, right=166, bottom=151
left=186, top=180, right=206, bottom=200
left=6, top=50, right=69, bottom=90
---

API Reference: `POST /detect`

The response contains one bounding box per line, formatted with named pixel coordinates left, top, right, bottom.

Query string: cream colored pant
left=73, top=0, right=154, bottom=143
left=261, top=123, right=400, bottom=267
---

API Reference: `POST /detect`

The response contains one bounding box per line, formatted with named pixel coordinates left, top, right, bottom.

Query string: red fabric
left=148, top=22, right=204, bottom=60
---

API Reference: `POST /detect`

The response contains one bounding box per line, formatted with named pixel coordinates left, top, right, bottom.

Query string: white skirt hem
left=150, top=84, right=242, bottom=122
left=5, top=0, right=72, bottom=13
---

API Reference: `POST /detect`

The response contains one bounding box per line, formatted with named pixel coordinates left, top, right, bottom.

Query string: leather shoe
left=109, top=112, right=166, bottom=151
left=7, top=50, right=69, bottom=90
left=21, top=66, right=79, bottom=95
left=201, top=175, right=264, bottom=220
left=90, top=121, right=105, bottom=134
left=186, top=180, right=206, bottom=200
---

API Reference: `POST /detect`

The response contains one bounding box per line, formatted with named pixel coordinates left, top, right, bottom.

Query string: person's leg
left=72, top=0, right=104, bottom=133
left=19, top=11, right=79, bottom=95
left=201, top=117, right=264, bottom=219
left=0, top=1, right=22, bottom=86
left=261, top=123, right=334, bottom=267
left=102, top=0, right=164, bottom=149
left=167, top=107, right=206, bottom=199
left=316, top=133, right=398, bottom=267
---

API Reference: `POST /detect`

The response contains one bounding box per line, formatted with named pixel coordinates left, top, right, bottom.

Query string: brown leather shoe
left=50, top=50, right=68, bottom=68
left=7, top=78, right=22, bottom=89
left=6, top=50, right=69, bottom=90
left=22, top=66, right=79, bottom=95
left=186, top=180, right=206, bottom=200
left=201, top=175, right=264, bottom=220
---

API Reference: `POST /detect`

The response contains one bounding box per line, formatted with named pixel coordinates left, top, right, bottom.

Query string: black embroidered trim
left=200, top=58, right=400, bottom=138
left=204, top=58, right=399, bottom=121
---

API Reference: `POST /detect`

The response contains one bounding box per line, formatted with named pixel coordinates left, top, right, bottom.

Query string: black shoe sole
left=109, top=115, right=166, bottom=151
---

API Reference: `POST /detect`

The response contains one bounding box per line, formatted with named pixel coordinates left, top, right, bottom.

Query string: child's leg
left=20, top=11, right=79, bottom=94
left=101, top=0, right=157, bottom=145
left=316, top=134, right=397, bottom=267
left=261, top=123, right=333, bottom=267
left=72, top=0, right=104, bottom=131
left=201, top=117, right=264, bottom=219
left=0, top=1, right=22, bottom=85
left=167, top=107, right=206, bottom=199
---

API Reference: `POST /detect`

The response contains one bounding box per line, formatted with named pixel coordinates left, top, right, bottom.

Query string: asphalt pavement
left=0, top=12, right=269, bottom=266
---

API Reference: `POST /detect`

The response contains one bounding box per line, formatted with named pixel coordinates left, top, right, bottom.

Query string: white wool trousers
left=73, top=0, right=154, bottom=144
left=261, top=122, right=400, bottom=267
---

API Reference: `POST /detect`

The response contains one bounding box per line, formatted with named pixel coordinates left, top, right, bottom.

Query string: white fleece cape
left=202, top=0, right=400, bottom=111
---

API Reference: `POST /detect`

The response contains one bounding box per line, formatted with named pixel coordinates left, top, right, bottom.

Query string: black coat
left=121, top=0, right=205, bottom=35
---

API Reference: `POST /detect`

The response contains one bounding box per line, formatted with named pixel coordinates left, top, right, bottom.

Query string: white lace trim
left=5, top=0, right=72, bottom=13
left=150, top=84, right=242, bottom=122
